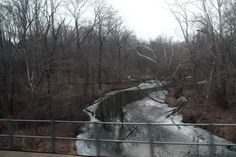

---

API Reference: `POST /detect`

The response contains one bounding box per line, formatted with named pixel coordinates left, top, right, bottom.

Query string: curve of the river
left=76, top=80, right=236, bottom=157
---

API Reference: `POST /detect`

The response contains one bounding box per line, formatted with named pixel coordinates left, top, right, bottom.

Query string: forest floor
left=165, top=80, right=236, bottom=144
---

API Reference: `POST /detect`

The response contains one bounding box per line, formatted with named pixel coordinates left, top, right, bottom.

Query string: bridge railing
left=0, top=119, right=236, bottom=156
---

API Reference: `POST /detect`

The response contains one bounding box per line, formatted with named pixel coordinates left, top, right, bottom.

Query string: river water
left=76, top=81, right=236, bottom=157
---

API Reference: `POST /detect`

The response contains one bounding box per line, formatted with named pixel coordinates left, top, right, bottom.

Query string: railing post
left=7, top=119, right=14, bottom=150
left=196, top=136, right=199, bottom=157
left=209, top=123, right=216, bottom=157
left=51, top=120, right=56, bottom=154
left=193, top=135, right=199, bottom=157
left=147, top=123, right=154, bottom=157
left=94, top=122, right=101, bottom=156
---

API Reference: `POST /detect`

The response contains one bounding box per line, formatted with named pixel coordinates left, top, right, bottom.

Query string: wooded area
left=0, top=0, right=235, bottom=121
left=0, top=0, right=236, bottom=119
left=0, top=0, right=158, bottom=120
left=1, top=0, right=236, bottom=154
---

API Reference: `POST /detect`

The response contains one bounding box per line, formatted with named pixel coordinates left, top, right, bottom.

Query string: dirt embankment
left=165, top=81, right=236, bottom=143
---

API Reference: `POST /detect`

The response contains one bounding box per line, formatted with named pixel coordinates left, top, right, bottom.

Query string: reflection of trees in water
left=96, top=90, right=145, bottom=121
left=96, top=90, right=146, bottom=138
left=95, top=88, right=164, bottom=142
left=96, top=87, right=161, bottom=120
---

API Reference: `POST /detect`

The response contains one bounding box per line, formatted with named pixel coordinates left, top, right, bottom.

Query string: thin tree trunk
left=98, top=41, right=103, bottom=89
left=118, top=47, right=122, bottom=83
left=1, top=52, right=9, bottom=117
left=46, top=69, right=51, bottom=94
left=83, top=62, right=90, bottom=96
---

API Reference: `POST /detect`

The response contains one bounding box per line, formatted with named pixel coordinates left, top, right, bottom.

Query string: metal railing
left=0, top=119, right=236, bottom=156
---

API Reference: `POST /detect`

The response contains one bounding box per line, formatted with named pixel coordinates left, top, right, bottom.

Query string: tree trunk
left=215, top=77, right=228, bottom=108
left=46, top=69, right=51, bottom=94
left=83, top=62, right=90, bottom=96
left=118, top=47, right=122, bottom=83
left=0, top=29, right=14, bottom=117
left=1, top=51, right=9, bottom=117
left=98, top=41, right=103, bottom=89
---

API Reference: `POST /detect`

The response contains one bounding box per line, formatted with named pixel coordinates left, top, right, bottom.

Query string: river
left=75, top=80, right=236, bottom=157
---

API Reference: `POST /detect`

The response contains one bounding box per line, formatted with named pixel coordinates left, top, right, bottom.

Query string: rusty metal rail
left=0, top=119, right=236, bottom=156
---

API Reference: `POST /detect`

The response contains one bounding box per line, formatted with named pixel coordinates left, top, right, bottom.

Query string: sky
left=108, top=0, right=182, bottom=41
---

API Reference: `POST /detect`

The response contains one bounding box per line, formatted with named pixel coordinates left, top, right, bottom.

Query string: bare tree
left=169, top=0, right=234, bottom=109
left=65, top=0, right=96, bottom=95
left=93, top=0, right=122, bottom=89
left=199, top=0, right=229, bottom=108
left=224, top=0, right=236, bottom=68
left=168, top=0, right=199, bottom=82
